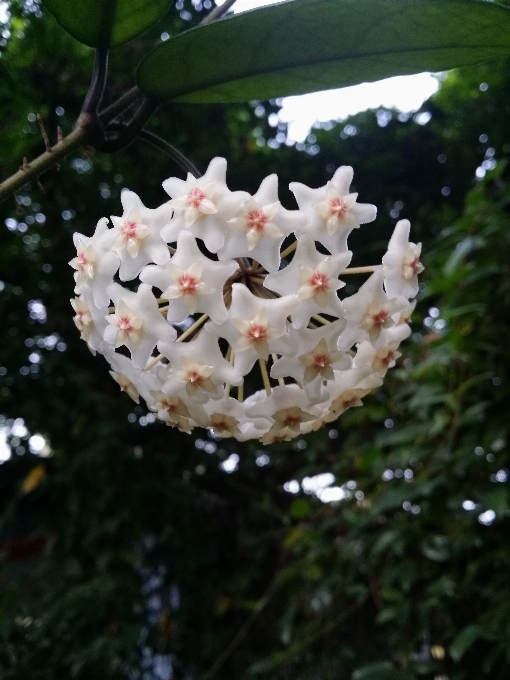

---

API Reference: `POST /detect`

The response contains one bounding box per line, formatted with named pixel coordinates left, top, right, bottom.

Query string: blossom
left=246, top=385, right=320, bottom=441
left=70, top=293, right=109, bottom=353
left=341, top=270, right=407, bottom=347
left=382, top=219, right=424, bottom=298
left=161, top=157, right=248, bottom=253
left=71, top=159, right=422, bottom=442
left=270, top=320, right=350, bottom=403
left=104, top=283, right=177, bottom=369
left=290, top=166, right=376, bottom=253
left=158, top=324, right=243, bottom=403
left=140, top=231, right=238, bottom=323
left=218, top=174, right=306, bottom=273
left=69, top=218, right=119, bottom=308
left=264, top=234, right=350, bottom=328
left=110, top=190, right=172, bottom=281
left=214, top=283, right=296, bottom=375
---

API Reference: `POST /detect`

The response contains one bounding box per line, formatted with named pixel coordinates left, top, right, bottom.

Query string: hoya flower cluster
left=70, top=158, right=423, bottom=443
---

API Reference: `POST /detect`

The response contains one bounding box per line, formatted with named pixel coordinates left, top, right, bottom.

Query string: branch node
left=37, top=114, right=51, bottom=152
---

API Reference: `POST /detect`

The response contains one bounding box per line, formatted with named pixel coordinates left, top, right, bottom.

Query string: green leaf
left=353, top=661, right=414, bottom=680
left=137, top=0, right=510, bottom=102
left=420, top=535, right=451, bottom=562
left=42, top=0, right=171, bottom=48
left=478, top=487, right=508, bottom=516
left=450, top=624, right=481, bottom=661
left=371, top=486, right=417, bottom=514
left=289, top=498, right=311, bottom=519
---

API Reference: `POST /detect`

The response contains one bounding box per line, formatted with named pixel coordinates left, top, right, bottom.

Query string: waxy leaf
left=137, top=0, right=510, bottom=102
left=42, top=0, right=172, bottom=48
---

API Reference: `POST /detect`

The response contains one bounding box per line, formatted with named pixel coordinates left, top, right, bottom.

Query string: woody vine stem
left=0, top=0, right=239, bottom=204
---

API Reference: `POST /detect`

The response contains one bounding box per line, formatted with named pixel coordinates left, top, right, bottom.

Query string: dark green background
left=0, top=1, right=509, bottom=678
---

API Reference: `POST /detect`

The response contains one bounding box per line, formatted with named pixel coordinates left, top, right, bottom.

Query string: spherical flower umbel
left=69, top=158, right=423, bottom=443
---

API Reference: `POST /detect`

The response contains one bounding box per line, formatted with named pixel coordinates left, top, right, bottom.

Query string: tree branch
left=0, top=124, right=90, bottom=204
left=137, top=129, right=201, bottom=176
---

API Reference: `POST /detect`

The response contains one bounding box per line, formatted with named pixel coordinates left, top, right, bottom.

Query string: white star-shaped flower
left=270, top=320, right=350, bottom=403
left=340, top=270, right=407, bottom=348
left=213, top=284, right=296, bottom=375
left=104, top=349, right=159, bottom=404
left=382, top=219, right=424, bottom=299
left=161, top=157, right=249, bottom=253
left=194, top=396, right=269, bottom=440
left=290, top=166, right=376, bottom=253
left=69, top=218, right=119, bottom=308
left=354, top=324, right=410, bottom=374
left=110, top=190, right=172, bottom=281
left=319, top=366, right=381, bottom=423
left=264, top=234, right=350, bottom=328
left=158, top=324, right=243, bottom=403
left=218, top=174, right=305, bottom=273
left=104, top=283, right=177, bottom=369
left=140, top=231, right=238, bottom=323
left=71, top=293, right=109, bottom=353
left=245, top=385, right=320, bottom=439
left=397, top=299, right=417, bottom=326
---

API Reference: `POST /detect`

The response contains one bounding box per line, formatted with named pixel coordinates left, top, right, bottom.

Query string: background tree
left=1, top=1, right=510, bottom=679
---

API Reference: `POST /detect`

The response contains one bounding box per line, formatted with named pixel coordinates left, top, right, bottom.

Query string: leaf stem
left=80, top=46, right=110, bottom=118
left=138, top=129, right=202, bottom=176
left=311, top=314, right=331, bottom=325
left=225, top=346, right=233, bottom=397
left=271, top=353, right=285, bottom=387
left=101, top=98, right=159, bottom=152
left=176, top=314, right=208, bottom=342
left=200, top=572, right=280, bottom=680
left=341, top=265, right=379, bottom=275
left=145, top=354, right=164, bottom=371
left=201, top=0, right=237, bottom=24
left=280, top=239, right=297, bottom=260
left=259, top=357, right=272, bottom=396
left=99, top=86, right=143, bottom=124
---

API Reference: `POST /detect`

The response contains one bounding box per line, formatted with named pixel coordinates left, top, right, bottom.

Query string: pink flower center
left=120, top=220, right=139, bottom=241
left=312, top=353, right=330, bottom=370
left=77, top=253, right=89, bottom=270
left=163, top=401, right=177, bottom=413
left=187, top=370, right=204, bottom=386
left=247, top=323, right=267, bottom=343
left=186, top=187, right=207, bottom=209
left=408, top=256, right=421, bottom=274
left=328, top=197, right=348, bottom=218
left=118, top=316, right=134, bottom=332
left=177, top=273, right=198, bottom=295
left=283, top=414, right=301, bottom=427
left=246, top=209, right=268, bottom=233
left=309, top=271, right=329, bottom=293
left=381, top=350, right=396, bottom=366
left=370, top=309, right=388, bottom=327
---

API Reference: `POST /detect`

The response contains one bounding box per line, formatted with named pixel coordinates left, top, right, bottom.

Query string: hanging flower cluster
left=70, top=158, right=423, bottom=443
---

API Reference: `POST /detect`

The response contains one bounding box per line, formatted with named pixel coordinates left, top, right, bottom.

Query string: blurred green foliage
left=0, top=1, right=509, bottom=679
